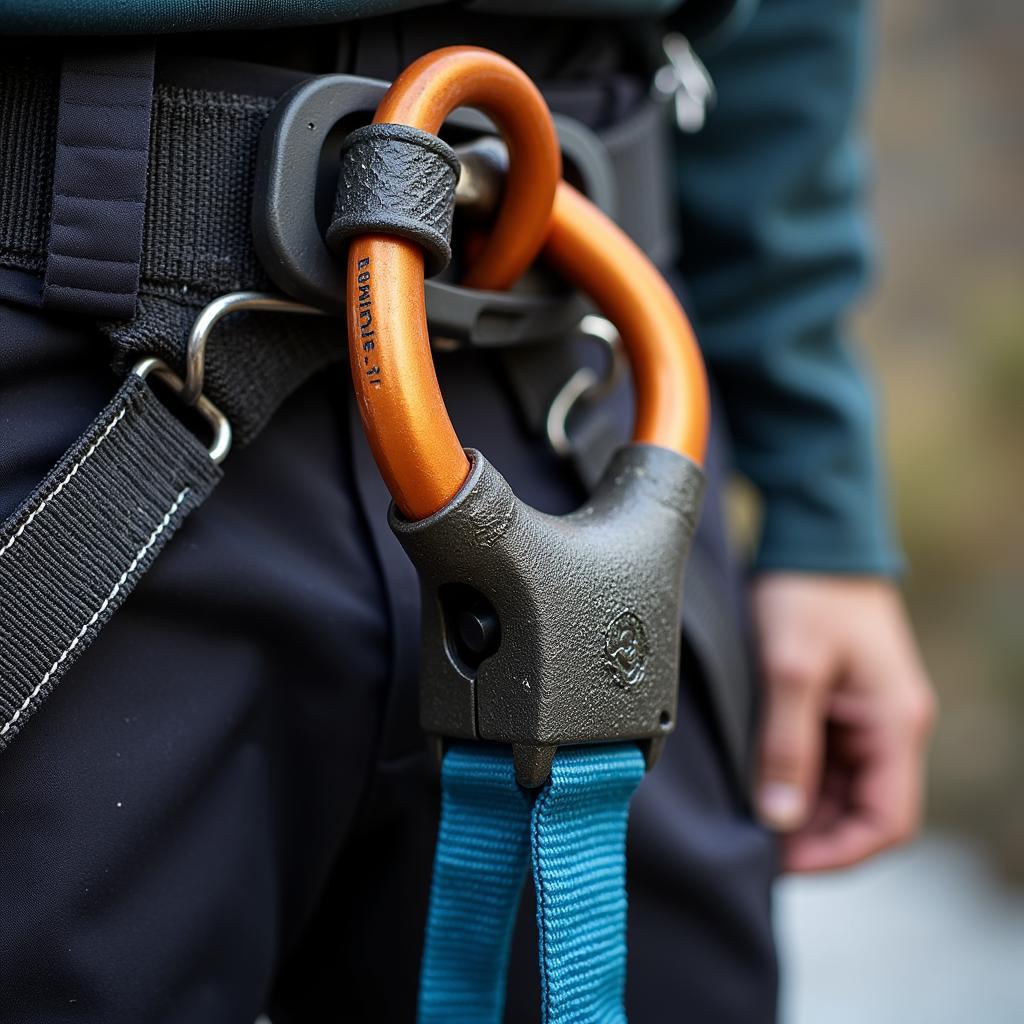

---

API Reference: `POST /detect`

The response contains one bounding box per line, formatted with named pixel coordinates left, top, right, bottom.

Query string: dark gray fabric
left=42, top=46, right=156, bottom=319
left=328, top=122, right=460, bottom=277
left=0, top=373, right=221, bottom=752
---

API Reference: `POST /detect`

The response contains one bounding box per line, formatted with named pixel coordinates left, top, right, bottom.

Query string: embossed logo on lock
left=603, top=610, right=648, bottom=688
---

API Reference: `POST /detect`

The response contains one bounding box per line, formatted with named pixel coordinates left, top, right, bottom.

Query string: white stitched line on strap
left=0, top=405, right=128, bottom=559
left=0, top=488, right=190, bottom=738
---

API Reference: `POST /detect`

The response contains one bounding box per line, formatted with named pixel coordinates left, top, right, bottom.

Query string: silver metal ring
left=545, top=315, right=625, bottom=458
left=183, top=291, right=329, bottom=406
left=133, top=357, right=233, bottom=465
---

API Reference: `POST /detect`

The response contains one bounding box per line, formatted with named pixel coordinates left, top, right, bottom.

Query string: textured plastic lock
left=389, top=444, right=705, bottom=787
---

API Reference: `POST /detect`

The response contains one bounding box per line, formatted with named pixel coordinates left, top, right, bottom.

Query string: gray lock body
left=390, top=443, right=705, bottom=787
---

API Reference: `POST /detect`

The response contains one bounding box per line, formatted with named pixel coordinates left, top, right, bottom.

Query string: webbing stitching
left=56, top=141, right=148, bottom=154
left=60, top=100, right=149, bottom=110
left=65, top=69, right=152, bottom=81
left=44, top=254, right=139, bottom=266
left=531, top=784, right=555, bottom=1024
left=52, top=192, right=144, bottom=205
left=0, top=404, right=128, bottom=559
left=0, top=487, right=190, bottom=738
left=44, top=284, right=137, bottom=296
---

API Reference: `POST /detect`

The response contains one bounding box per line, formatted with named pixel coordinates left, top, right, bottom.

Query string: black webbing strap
left=0, top=374, right=221, bottom=753
left=0, top=56, right=335, bottom=447
left=0, top=56, right=677, bottom=449
left=43, top=46, right=156, bottom=319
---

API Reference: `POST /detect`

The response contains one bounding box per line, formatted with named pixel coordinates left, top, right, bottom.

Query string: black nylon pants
left=0, top=293, right=777, bottom=1023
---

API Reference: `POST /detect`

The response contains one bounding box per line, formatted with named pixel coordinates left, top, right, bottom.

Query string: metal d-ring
left=182, top=291, right=329, bottom=406
left=132, top=356, right=234, bottom=464
left=545, top=314, right=626, bottom=458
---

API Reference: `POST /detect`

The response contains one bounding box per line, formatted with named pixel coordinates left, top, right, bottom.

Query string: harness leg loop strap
left=0, top=374, right=222, bottom=751
left=418, top=743, right=645, bottom=1024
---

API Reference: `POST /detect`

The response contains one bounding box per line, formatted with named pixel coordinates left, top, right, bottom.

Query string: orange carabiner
left=346, top=45, right=709, bottom=520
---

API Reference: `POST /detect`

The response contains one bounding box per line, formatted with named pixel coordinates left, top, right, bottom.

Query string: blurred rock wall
left=862, top=0, right=1024, bottom=879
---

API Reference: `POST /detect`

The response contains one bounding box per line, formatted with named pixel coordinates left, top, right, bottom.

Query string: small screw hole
left=307, top=121, right=316, bottom=130
left=658, top=710, right=672, bottom=729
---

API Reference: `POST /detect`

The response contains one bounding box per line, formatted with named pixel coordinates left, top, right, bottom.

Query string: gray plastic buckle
left=390, top=445, right=705, bottom=787
left=252, top=73, right=617, bottom=347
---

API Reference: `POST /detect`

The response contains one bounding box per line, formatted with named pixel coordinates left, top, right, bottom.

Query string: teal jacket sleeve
left=673, top=0, right=903, bottom=575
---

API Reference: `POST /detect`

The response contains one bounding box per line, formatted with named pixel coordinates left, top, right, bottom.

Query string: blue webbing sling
left=419, top=743, right=645, bottom=1024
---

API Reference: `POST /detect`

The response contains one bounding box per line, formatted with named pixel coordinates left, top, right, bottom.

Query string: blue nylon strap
left=418, top=743, right=645, bottom=1024
left=418, top=746, right=532, bottom=1024
left=532, top=745, right=645, bottom=1024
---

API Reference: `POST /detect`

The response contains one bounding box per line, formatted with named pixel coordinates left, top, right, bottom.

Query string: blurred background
left=776, top=2, right=1024, bottom=1020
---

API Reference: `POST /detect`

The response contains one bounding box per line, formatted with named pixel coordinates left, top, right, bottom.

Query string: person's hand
left=751, top=574, right=936, bottom=872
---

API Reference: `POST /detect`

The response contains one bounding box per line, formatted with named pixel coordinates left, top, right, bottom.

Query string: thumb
left=756, top=649, right=828, bottom=832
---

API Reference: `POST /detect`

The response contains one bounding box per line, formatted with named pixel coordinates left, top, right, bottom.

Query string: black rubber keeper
left=327, top=123, right=460, bottom=277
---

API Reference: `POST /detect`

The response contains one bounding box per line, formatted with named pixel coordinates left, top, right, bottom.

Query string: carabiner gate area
left=339, top=44, right=711, bottom=783
left=343, top=46, right=709, bottom=522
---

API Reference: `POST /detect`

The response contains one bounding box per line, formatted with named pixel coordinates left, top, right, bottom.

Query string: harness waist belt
left=0, top=55, right=678, bottom=337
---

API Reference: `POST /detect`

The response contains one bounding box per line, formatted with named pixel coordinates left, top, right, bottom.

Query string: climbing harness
left=337, top=46, right=709, bottom=1023
left=0, top=42, right=711, bottom=1023
left=0, top=50, right=629, bottom=747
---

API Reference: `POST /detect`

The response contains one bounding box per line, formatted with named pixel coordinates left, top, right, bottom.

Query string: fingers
left=755, top=641, right=831, bottom=832
left=782, top=682, right=935, bottom=873
left=750, top=575, right=937, bottom=873
left=782, top=713, right=921, bottom=872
